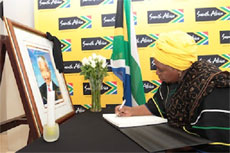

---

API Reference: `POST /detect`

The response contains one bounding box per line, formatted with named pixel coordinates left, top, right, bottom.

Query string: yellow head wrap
left=153, top=30, right=198, bottom=71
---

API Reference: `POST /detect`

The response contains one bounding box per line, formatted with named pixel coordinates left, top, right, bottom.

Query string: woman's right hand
left=115, top=104, right=152, bottom=117
left=115, top=105, right=133, bottom=117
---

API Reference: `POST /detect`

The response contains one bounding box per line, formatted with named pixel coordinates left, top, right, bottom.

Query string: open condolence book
left=103, top=114, right=167, bottom=128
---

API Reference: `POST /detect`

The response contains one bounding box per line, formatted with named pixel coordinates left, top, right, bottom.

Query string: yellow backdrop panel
left=34, top=0, right=230, bottom=107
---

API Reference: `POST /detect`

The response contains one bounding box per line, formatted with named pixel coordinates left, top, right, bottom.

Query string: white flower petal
left=82, top=57, right=89, bottom=66
left=97, top=55, right=102, bottom=61
left=91, top=61, right=96, bottom=68
left=92, top=53, right=97, bottom=60
left=88, top=56, right=93, bottom=63
left=102, top=62, right=107, bottom=68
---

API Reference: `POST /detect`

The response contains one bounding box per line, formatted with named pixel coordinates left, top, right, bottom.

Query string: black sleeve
left=145, top=86, right=167, bottom=118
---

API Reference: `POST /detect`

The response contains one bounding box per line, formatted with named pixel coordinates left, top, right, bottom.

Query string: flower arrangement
left=80, top=53, right=108, bottom=80
left=80, top=53, right=108, bottom=112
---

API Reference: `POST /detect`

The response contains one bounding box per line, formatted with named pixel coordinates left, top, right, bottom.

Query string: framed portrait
left=4, top=17, right=75, bottom=139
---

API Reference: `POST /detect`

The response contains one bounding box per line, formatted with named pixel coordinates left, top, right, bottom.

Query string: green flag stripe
left=222, top=62, right=230, bottom=68
left=125, top=0, right=146, bottom=105
left=149, top=34, right=159, bottom=40
left=220, top=7, right=230, bottom=13
left=220, top=14, right=230, bottom=20
left=222, top=54, right=230, bottom=60
left=106, top=83, right=117, bottom=95
left=152, top=80, right=161, bottom=86
left=112, top=36, right=126, bottom=60
left=130, top=56, right=146, bottom=105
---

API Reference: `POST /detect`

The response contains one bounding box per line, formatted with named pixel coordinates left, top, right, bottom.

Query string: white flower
left=97, top=55, right=103, bottom=62
left=80, top=53, right=108, bottom=80
left=88, top=56, right=93, bottom=63
left=102, top=56, right=106, bottom=63
left=102, top=60, right=107, bottom=68
left=91, top=60, right=96, bottom=68
left=82, top=57, right=89, bottom=66
left=92, top=53, right=97, bottom=60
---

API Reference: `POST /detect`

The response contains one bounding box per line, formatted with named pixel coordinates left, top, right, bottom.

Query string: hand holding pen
left=115, top=99, right=132, bottom=117
left=119, top=99, right=126, bottom=110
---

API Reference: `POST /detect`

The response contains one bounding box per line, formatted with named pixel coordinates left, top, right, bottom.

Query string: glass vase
left=89, top=78, right=102, bottom=112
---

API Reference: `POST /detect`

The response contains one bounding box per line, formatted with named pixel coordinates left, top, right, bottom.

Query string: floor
left=0, top=125, right=29, bottom=153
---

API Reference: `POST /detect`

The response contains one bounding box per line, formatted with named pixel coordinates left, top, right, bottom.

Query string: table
left=18, top=106, right=146, bottom=152
left=18, top=105, right=210, bottom=153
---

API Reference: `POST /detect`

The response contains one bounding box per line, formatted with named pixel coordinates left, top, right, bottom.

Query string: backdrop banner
left=34, top=0, right=230, bottom=107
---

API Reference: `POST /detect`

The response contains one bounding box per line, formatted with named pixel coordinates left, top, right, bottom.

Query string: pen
left=119, top=99, right=126, bottom=110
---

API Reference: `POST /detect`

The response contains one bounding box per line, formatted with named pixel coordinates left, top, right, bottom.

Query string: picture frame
left=3, top=17, right=75, bottom=139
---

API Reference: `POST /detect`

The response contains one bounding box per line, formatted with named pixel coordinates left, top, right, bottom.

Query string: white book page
left=103, top=114, right=167, bottom=128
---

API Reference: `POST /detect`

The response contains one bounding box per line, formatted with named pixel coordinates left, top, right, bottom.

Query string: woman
left=115, top=30, right=230, bottom=152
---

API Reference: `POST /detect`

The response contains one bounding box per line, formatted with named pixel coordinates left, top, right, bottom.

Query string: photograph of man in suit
left=37, top=56, right=62, bottom=105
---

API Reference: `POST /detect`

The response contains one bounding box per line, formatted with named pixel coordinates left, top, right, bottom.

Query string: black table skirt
left=18, top=106, right=146, bottom=152
left=18, top=105, right=210, bottom=153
